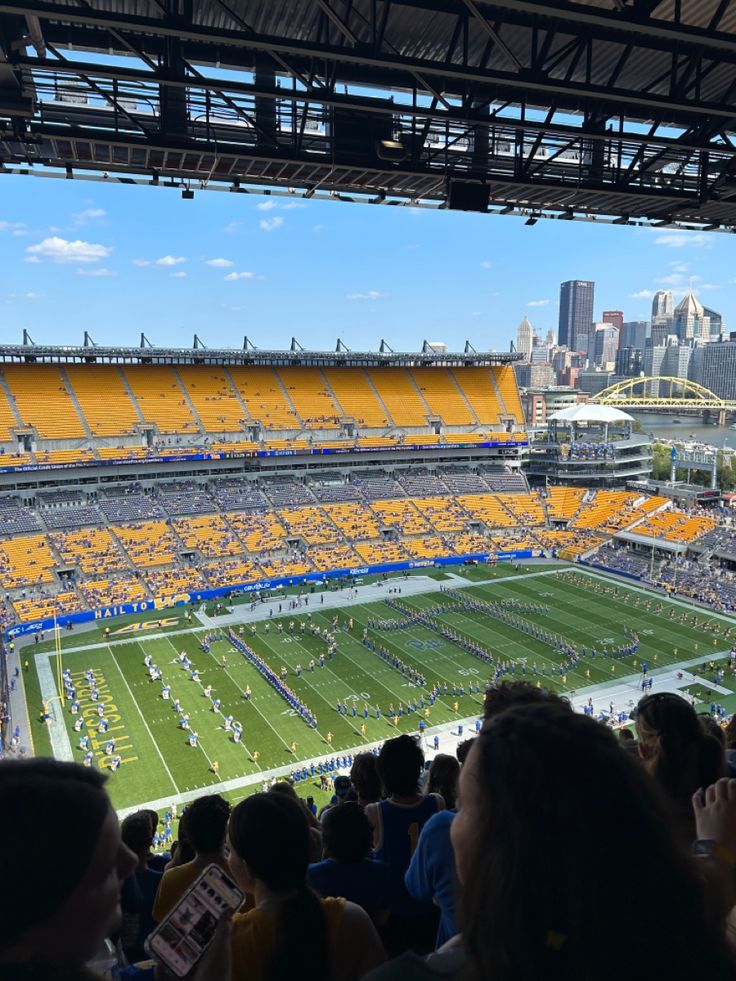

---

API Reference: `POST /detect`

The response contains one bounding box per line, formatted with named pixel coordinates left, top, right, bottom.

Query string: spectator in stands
left=365, top=735, right=445, bottom=953
left=350, top=752, right=382, bottom=807
left=152, top=793, right=231, bottom=921
left=118, top=809, right=163, bottom=964
left=269, top=780, right=323, bottom=862
left=367, top=704, right=736, bottom=981
left=308, top=802, right=394, bottom=924
left=635, top=692, right=726, bottom=841
left=426, top=755, right=460, bottom=811
left=0, top=759, right=137, bottom=978
left=407, top=683, right=572, bottom=952
left=227, top=791, right=384, bottom=981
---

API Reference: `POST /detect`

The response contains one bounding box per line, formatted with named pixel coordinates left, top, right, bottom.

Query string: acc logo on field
left=111, top=617, right=179, bottom=636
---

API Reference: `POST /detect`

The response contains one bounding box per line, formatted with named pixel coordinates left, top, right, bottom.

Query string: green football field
left=21, top=565, right=736, bottom=814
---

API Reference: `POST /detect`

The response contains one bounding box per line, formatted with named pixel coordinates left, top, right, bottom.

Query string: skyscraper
left=651, top=290, right=674, bottom=323
left=602, top=310, right=624, bottom=332
left=689, top=338, right=736, bottom=398
left=621, top=321, right=648, bottom=351
left=558, top=280, right=595, bottom=352
left=674, top=291, right=710, bottom=341
left=516, top=316, right=533, bottom=359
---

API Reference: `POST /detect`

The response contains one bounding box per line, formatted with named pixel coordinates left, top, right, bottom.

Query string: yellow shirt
left=152, top=857, right=231, bottom=922
left=232, top=896, right=345, bottom=981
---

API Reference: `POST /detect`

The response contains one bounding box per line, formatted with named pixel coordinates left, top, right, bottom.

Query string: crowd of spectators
left=3, top=682, right=736, bottom=980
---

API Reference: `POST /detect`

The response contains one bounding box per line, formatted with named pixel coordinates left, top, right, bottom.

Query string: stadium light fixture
left=182, top=188, right=194, bottom=200
left=525, top=215, right=538, bottom=226
left=376, top=138, right=408, bottom=162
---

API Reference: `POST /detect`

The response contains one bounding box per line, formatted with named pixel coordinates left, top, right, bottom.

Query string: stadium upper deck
left=0, top=346, right=526, bottom=478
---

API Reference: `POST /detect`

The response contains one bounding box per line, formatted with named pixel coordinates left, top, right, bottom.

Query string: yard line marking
left=109, top=645, right=180, bottom=795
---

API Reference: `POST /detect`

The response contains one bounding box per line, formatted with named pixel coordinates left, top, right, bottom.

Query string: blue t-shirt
left=307, top=858, right=395, bottom=915
left=404, top=810, right=457, bottom=947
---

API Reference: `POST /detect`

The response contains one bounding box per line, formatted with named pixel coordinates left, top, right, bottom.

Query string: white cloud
left=313, top=224, right=324, bottom=233
left=205, top=258, right=234, bottom=268
left=281, top=201, right=306, bottom=210
left=256, top=200, right=279, bottom=211
left=170, top=271, right=187, bottom=278
left=76, top=267, right=116, bottom=277
left=669, top=261, right=689, bottom=272
left=654, top=231, right=711, bottom=249
left=155, top=255, right=186, bottom=266
left=629, top=289, right=655, bottom=299
left=25, top=236, right=111, bottom=263
left=74, top=207, right=106, bottom=223
left=132, top=259, right=151, bottom=267
left=527, top=299, right=550, bottom=307
left=224, top=271, right=255, bottom=281
left=480, top=260, right=493, bottom=269
left=24, top=255, right=40, bottom=264
left=22, top=292, right=42, bottom=300
left=0, top=220, right=26, bottom=235
left=259, top=216, right=284, bottom=232
left=345, top=291, right=388, bottom=301
left=222, top=221, right=242, bottom=234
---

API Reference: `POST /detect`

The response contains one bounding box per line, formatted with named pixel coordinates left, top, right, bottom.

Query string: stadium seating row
left=0, top=365, right=525, bottom=444
left=0, top=489, right=716, bottom=623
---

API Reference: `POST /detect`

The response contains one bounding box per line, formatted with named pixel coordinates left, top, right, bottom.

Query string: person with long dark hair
left=635, top=691, right=726, bottom=840
left=365, top=704, right=736, bottom=981
left=227, top=791, right=384, bottom=981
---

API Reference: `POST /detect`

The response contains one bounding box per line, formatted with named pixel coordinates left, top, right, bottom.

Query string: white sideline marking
left=34, top=653, right=73, bottom=761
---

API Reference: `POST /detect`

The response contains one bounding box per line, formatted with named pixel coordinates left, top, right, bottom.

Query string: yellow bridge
left=590, top=377, right=735, bottom=423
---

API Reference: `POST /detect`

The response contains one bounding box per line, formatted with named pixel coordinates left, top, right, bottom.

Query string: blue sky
left=1, top=174, right=734, bottom=352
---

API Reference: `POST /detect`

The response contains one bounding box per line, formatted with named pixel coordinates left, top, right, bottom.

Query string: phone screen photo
left=147, top=863, right=244, bottom=977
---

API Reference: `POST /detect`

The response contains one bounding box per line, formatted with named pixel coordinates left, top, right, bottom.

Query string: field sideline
left=20, top=564, right=736, bottom=815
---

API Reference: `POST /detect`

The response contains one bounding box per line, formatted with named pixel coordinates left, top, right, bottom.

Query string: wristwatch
left=692, top=839, right=736, bottom=868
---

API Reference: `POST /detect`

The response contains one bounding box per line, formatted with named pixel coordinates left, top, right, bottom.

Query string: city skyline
left=1, top=175, right=736, bottom=353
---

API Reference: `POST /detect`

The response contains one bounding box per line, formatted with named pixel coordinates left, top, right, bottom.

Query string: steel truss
left=1, top=1, right=736, bottom=228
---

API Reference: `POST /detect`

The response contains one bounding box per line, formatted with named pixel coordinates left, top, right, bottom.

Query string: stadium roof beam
left=4, top=1, right=736, bottom=227
left=0, top=342, right=521, bottom=368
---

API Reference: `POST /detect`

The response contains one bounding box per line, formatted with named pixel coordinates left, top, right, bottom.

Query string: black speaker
left=333, top=110, right=393, bottom=164
left=448, top=181, right=490, bottom=213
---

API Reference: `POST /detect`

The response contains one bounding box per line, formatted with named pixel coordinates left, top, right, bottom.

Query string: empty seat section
left=413, top=496, right=469, bottom=533
left=228, top=511, right=286, bottom=552
left=571, top=491, right=636, bottom=530
left=370, top=499, right=431, bottom=536
left=50, top=528, right=128, bottom=576
left=493, top=366, right=525, bottom=423
left=410, top=369, right=474, bottom=424
left=123, top=367, right=199, bottom=433
left=498, top=493, right=545, bottom=525
left=65, top=365, right=140, bottom=436
left=82, top=577, right=147, bottom=609
left=458, top=494, right=516, bottom=528
left=0, top=534, right=56, bottom=587
left=276, top=368, right=342, bottom=428
left=451, top=368, right=503, bottom=425
left=307, top=545, right=360, bottom=571
left=0, top=384, right=19, bottom=440
left=279, top=506, right=340, bottom=545
left=451, top=531, right=491, bottom=554
left=112, top=521, right=179, bottom=566
left=144, top=565, right=205, bottom=597
left=546, top=487, right=585, bottom=521
left=13, top=591, right=83, bottom=622
left=367, top=369, right=427, bottom=426
left=259, top=556, right=313, bottom=578
left=3, top=366, right=85, bottom=438
left=173, top=515, right=243, bottom=557
left=35, top=449, right=97, bottom=466
left=354, top=540, right=409, bottom=564
left=406, top=536, right=447, bottom=559
left=323, top=369, right=388, bottom=427
left=636, top=510, right=718, bottom=543
left=177, top=367, right=245, bottom=432
left=228, top=366, right=299, bottom=429
left=324, top=504, right=381, bottom=541
left=200, top=558, right=262, bottom=588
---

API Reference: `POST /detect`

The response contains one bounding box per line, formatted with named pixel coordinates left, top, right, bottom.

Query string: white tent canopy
left=548, top=404, right=634, bottom=424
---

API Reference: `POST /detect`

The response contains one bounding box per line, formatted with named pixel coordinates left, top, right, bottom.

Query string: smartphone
left=146, top=863, right=244, bottom=977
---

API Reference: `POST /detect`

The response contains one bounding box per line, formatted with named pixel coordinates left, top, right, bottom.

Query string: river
left=630, top=412, right=736, bottom=450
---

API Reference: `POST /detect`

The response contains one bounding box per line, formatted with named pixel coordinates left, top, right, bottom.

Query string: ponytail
left=268, top=886, right=330, bottom=981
